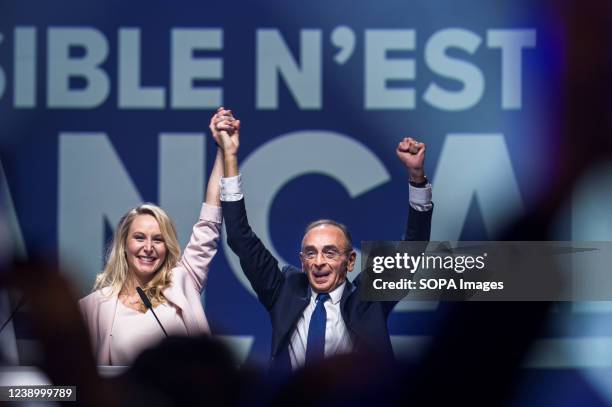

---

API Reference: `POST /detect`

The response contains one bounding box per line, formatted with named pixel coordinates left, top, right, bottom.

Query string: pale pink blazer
left=79, top=203, right=222, bottom=365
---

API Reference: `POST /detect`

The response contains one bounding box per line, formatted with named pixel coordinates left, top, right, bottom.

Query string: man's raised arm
left=210, top=108, right=284, bottom=310
left=397, top=137, right=433, bottom=241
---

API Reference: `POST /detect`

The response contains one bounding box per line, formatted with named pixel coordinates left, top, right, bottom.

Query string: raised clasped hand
left=209, top=106, right=240, bottom=156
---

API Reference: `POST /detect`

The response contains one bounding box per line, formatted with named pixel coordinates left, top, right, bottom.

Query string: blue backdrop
left=1, top=1, right=611, bottom=404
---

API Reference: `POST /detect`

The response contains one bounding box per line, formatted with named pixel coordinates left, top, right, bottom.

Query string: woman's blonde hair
left=93, top=203, right=181, bottom=310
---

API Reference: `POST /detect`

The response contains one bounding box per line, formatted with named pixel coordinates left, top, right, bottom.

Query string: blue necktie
left=305, top=293, right=330, bottom=364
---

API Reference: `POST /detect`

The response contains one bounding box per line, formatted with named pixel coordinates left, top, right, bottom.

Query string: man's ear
left=346, top=250, right=357, bottom=272
left=299, top=253, right=307, bottom=273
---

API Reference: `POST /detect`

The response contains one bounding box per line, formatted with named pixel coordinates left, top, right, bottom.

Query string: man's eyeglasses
left=300, top=248, right=350, bottom=261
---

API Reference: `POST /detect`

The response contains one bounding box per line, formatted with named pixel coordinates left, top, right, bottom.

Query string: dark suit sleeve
left=404, top=204, right=433, bottom=242
left=380, top=203, right=433, bottom=315
left=222, top=198, right=284, bottom=311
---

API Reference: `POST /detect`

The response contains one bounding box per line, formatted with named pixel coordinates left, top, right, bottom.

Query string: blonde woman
left=79, top=108, right=236, bottom=365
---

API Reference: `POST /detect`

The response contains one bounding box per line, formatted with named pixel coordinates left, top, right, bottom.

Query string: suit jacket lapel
left=95, top=287, right=118, bottom=364
left=340, top=278, right=355, bottom=308
left=340, top=279, right=358, bottom=342
left=98, top=287, right=118, bottom=335
left=271, top=273, right=310, bottom=357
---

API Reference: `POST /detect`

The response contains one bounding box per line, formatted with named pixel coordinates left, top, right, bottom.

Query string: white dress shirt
left=288, top=281, right=352, bottom=369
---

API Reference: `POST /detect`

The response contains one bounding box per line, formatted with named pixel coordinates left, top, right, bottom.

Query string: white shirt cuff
left=409, top=183, right=433, bottom=212
left=220, top=174, right=244, bottom=202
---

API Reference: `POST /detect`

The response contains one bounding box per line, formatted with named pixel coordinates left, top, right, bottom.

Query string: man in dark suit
left=210, top=108, right=433, bottom=372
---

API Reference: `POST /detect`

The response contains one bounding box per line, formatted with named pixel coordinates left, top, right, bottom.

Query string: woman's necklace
left=121, top=291, right=142, bottom=305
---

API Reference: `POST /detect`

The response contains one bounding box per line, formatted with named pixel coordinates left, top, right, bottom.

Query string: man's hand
left=396, top=137, right=426, bottom=183
left=209, top=107, right=240, bottom=157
